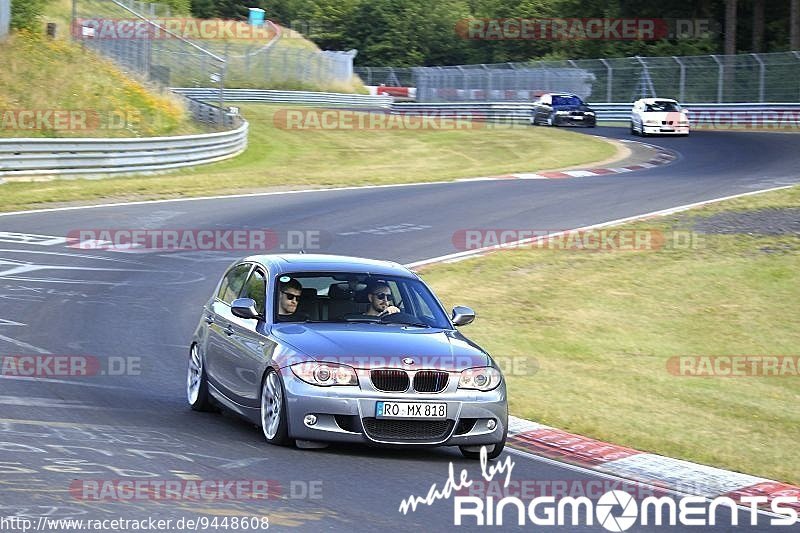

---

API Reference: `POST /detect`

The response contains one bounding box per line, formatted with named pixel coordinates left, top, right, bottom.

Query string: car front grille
left=370, top=369, right=409, bottom=392
left=412, top=371, right=449, bottom=393
left=362, top=418, right=454, bottom=442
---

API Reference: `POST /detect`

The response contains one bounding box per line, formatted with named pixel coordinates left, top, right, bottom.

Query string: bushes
left=10, top=0, right=49, bottom=32
left=146, top=0, right=191, bottom=16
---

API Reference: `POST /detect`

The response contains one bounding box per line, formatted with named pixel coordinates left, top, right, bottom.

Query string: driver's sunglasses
left=282, top=291, right=301, bottom=301
left=373, top=293, right=392, bottom=301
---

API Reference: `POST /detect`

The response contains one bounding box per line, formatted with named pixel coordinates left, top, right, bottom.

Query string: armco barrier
left=391, top=102, right=800, bottom=125
left=172, top=88, right=392, bottom=108
left=173, top=91, right=800, bottom=125
left=0, top=98, right=248, bottom=178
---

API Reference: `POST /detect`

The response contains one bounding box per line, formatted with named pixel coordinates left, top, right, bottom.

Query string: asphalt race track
left=0, top=127, right=798, bottom=532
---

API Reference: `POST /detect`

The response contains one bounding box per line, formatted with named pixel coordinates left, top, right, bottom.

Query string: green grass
left=0, top=31, right=201, bottom=138
left=419, top=185, right=800, bottom=484
left=0, top=104, right=616, bottom=212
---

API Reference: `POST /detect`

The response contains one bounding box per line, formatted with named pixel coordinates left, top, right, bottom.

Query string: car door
left=219, top=266, right=276, bottom=407
left=537, top=94, right=552, bottom=123
left=631, top=101, right=640, bottom=127
left=205, top=262, right=252, bottom=397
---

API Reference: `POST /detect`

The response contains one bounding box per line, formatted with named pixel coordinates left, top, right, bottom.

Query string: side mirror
left=231, top=298, right=261, bottom=320
left=452, top=306, right=475, bottom=327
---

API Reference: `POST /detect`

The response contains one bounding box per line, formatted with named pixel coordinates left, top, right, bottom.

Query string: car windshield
left=552, top=95, right=582, bottom=106
left=273, top=272, right=452, bottom=328
left=646, top=101, right=681, bottom=112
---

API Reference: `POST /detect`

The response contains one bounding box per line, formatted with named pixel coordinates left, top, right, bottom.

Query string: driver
left=364, top=280, right=401, bottom=317
left=276, top=277, right=309, bottom=322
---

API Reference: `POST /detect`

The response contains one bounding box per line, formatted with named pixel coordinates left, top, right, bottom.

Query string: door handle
left=224, top=325, right=235, bottom=336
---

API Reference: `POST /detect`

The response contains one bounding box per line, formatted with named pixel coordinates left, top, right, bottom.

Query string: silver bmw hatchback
left=188, top=254, right=508, bottom=459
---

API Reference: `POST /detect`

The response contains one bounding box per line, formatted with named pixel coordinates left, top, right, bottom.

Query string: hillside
left=0, top=31, right=202, bottom=138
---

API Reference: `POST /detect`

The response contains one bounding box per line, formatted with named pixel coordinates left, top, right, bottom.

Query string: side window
left=217, top=264, right=252, bottom=305
left=541, top=95, right=552, bottom=106
left=241, top=269, right=267, bottom=316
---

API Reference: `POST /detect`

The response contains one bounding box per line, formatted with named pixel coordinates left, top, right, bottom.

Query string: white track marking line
left=0, top=375, right=137, bottom=390
left=0, top=334, right=51, bottom=354
left=405, top=184, right=795, bottom=269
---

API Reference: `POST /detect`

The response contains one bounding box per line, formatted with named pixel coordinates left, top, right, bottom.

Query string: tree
left=751, top=0, right=764, bottom=52
left=792, top=0, right=800, bottom=50
left=724, top=0, right=737, bottom=54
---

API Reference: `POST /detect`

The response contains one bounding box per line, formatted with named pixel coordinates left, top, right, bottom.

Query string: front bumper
left=643, top=124, right=689, bottom=134
left=555, top=114, right=596, bottom=126
left=280, top=368, right=508, bottom=447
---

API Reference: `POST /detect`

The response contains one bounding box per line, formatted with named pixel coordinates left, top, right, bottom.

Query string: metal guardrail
left=391, top=102, right=800, bottom=124
left=173, top=90, right=799, bottom=124
left=0, top=99, right=248, bottom=178
left=172, top=88, right=392, bottom=108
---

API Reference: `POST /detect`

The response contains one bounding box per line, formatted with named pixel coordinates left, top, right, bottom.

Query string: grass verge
left=0, top=104, right=616, bottom=212
left=420, top=185, right=800, bottom=484
left=0, top=31, right=202, bottom=138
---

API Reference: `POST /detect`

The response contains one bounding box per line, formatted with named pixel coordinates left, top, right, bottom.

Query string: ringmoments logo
left=398, top=453, right=798, bottom=529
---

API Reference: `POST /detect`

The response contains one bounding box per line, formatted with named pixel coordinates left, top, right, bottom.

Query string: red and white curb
left=457, top=140, right=677, bottom=181
left=507, top=416, right=800, bottom=511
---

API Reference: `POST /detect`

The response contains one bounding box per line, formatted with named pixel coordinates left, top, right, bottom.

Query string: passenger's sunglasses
left=281, top=291, right=301, bottom=301
left=372, top=293, right=392, bottom=301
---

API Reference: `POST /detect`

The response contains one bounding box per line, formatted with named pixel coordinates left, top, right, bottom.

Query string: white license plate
left=376, top=401, right=447, bottom=419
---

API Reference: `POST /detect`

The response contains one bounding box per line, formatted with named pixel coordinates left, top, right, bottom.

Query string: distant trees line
left=189, top=0, right=800, bottom=66
left=9, top=1, right=799, bottom=66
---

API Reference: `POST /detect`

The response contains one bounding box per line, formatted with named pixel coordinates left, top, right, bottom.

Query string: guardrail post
left=600, top=59, right=613, bottom=102
left=751, top=53, right=765, bottom=103
left=793, top=51, right=800, bottom=100
left=672, top=56, right=686, bottom=102
left=711, top=54, right=724, bottom=102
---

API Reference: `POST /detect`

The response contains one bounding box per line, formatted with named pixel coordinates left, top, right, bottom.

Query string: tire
left=187, top=344, right=214, bottom=412
left=630, top=122, right=637, bottom=135
left=260, top=369, right=291, bottom=446
left=460, top=441, right=506, bottom=460
left=546, top=113, right=555, bottom=127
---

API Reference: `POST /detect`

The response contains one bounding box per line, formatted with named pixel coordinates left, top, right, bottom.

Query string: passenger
left=364, top=281, right=401, bottom=317
left=276, top=278, right=309, bottom=322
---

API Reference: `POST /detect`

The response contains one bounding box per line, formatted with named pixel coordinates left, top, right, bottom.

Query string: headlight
left=585, top=111, right=595, bottom=115
left=644, top=120, right=659, bottom=126
left=290, top=362, right=358, bottom=387
left=458, top=367, right=502, bottom=391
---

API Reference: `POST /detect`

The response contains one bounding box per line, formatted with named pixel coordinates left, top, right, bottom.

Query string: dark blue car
left=531, top=92, right=597, bottom=127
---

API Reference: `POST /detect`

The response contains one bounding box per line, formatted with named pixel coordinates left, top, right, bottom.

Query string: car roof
left=545, top=92, right=580, bottom=97
left=637, top=98, right=679, bottom=104
left=241, top=253, right=415, bottom=278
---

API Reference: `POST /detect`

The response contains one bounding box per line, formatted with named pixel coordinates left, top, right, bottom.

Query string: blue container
left=248, top=8, right=266, bottom=27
